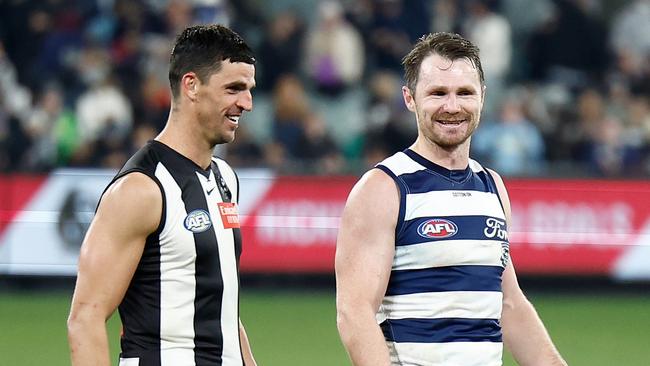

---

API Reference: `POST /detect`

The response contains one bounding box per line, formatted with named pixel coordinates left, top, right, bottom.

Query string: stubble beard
left=418, top=111, right=479, bottom=150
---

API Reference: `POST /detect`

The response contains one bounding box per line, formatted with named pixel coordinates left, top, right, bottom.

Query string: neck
left=410, top=136, right=470, bottom=170
left=156, top=110, right=214, bottom=169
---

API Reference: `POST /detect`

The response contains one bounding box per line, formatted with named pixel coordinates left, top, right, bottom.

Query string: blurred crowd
left=0, top=0, right=649, bottom=177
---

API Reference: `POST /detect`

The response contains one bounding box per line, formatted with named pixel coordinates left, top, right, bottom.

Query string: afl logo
left=184, top=209, right=212, bottom=233
left=417, top=219, right=458, bottom=239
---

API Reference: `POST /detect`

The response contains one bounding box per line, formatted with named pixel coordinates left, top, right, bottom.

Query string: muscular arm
left=67, top=173, right=162, bottom=366
left=239, top=319, right=257, bottom=366
left=489, top=170, right=567, bottom=366
left=335, top=169, right=398, bottom=366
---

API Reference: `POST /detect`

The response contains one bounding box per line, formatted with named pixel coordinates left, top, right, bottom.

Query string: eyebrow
left=427, top=85, right=478, bottom=93
left=225, top=81, right=255, bottom=90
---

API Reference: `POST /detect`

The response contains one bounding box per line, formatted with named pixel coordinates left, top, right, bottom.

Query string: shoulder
left=352, top=168, right=398, bottom=198
left=119, top=142, right=160, bottom=174
left=376, top=151, right=424, bottom=177
left=102, top=172, right=162, bottom=213
left=344, top=168, right=400, bottom=219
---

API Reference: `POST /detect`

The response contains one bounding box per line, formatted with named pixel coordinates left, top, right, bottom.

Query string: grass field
left=0, top=289, right=649, bottom=365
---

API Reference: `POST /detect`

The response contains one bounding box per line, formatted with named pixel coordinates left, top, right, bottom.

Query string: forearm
left=338, top=310, right=391, bottom=366
left=239, top=321, right=257, bottom=366
left=502, top=297, right=567, bottom=366
left=68, top=318, right=112, bottom=366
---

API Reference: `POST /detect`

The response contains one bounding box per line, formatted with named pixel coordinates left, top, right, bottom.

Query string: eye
left=458, top=89, right=475, bottom=96
left=431, top=90, right=446, bottom=96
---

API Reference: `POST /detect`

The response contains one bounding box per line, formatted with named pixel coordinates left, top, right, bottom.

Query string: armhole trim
left=375, top=165, right=407, bottom=241
left=485, top=169, right=505, bottom=216
left=100, top=168, right=166, bottom=236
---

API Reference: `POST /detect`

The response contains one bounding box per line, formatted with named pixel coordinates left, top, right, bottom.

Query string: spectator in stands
left=430, top=0, right=461, bottom=34
left=585, top=115, right=643, bottom=177
left=74, top=46, right=132, bottom=167
left=361, top=70, right=415, bottom=158
left=226, top=124, right=265, bottom=168
left=610, top=0, right=650, bottom=76
left=23, top=84, right=77, bottom=170
left=304, top=0, right=365, bottom=96
left=472, top=93, right=546, bottom=176
left=564, top=88, right=608, bottom=164
left=526, top=0, right=608, bottom=88
left=0, top=93, right=30, bottom=172
left=0, top=41, right=32, bottom=171
left=0, top=41, right=32, bottom=122
left=295, top=112, right=344, bottom=174
left=257, top=10, right=305, bottom=91
left=271, top=73, right=311, bottom=159
left=0, top=0, right=648, bottom=176
left=367, top=0, right=413, bottom=72
left=463, top=0, right=512, bottom=119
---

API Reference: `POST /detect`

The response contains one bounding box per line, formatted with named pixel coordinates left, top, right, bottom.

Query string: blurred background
left=0, top=0, right=649, bottom=365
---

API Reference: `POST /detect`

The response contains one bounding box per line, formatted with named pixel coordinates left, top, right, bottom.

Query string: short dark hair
left=169, top=24, right=255, bottom=98
left=402, top=32, right=484, bottom=93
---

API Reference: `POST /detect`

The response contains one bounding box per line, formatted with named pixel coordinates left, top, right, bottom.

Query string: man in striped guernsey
left=68, top=25, right=257, bottom=366
left=336, top=32, right=567, bottom=366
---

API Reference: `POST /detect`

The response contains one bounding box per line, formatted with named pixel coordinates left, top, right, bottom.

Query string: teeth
left=227, top=116, right=240, bottom=123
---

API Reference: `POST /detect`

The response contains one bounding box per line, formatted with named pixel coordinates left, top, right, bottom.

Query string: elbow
left=502, top=289, right=531, bottom=315
left=67, top=310, right=83, bottom=343
left=336, top=301, right=376, bottom=347
left=67, top=306, right=98, bottom=343
left=336, top=306, right=351, bottom=337
left=336, top=303, right=359, bottom=345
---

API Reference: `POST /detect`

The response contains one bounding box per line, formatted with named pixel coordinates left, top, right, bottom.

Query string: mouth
left=436, top=119, right=466, bottom=126
left=226, top=115, right=241, bottom=125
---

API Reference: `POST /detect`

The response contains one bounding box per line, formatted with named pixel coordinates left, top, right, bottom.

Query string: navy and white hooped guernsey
left=375, top=149, right=510, bottom=366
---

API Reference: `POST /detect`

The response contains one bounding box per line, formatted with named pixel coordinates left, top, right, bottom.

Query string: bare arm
left=489, top=169, right=567, bottom=366
left=239, top=319, right=257, bottom=366
left=335, top=169, right=398, bottom=366
left=67, top=173, right=162, bottom=366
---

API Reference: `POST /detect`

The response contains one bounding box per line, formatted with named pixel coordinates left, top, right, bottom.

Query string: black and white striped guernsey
left=107, top=140, right=244, bottom=366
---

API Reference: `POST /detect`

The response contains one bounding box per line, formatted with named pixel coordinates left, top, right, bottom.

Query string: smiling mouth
left=226, top=115, right=240, bottom=124
left=436, top=119, right=465, bottom=125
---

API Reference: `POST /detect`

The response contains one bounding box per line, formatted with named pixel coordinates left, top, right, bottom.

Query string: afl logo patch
left=184, top=209, right=212, bottom=233
left=417, top=219, right=458, bottom=239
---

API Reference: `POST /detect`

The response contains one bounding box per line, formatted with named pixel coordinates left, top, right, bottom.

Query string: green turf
left=0, top=290, right=648, bottom=365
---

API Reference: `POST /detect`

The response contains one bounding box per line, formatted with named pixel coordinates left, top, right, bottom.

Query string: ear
left=182, top=72, right=199, bottom=101
left=402, top=85, right=416, bottom=112
left=480, top=84, right=487, bottom=110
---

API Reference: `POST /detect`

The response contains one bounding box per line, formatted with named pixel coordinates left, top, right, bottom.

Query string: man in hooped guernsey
left=335, top=32, right=567, bottom=366
left=67, top=25, right=257, bottom=366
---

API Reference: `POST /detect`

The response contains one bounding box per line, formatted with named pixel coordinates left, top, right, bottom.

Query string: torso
left=111, top=140, right=243, bottom=366
left=376, top=149, right=509, bottom=366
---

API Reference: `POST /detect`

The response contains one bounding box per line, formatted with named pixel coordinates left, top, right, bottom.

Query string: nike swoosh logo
left=207, top=187, right=215, bottom=195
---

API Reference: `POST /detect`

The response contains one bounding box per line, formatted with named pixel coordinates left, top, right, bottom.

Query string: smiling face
left=194, top=60, right=256, bottom=145
left=402, top=53, right=484, bottom=150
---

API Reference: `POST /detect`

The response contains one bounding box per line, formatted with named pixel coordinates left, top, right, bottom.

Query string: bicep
left=71, top=174, right=162, bottom=319
left=335, top=170, right=398, bottom=311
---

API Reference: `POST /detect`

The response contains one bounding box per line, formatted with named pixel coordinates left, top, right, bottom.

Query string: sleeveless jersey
left=106, top=140, right=244, bottom=366
left=375, top=149, right=510, bottom=366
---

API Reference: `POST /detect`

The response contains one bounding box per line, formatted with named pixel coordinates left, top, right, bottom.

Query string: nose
left=237, top=90, right=253, bottom=112
left=442, top=94, right=461, bottom=114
